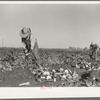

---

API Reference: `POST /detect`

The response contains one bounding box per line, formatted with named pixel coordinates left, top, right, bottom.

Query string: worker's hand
left=25, top=49, right=28, bottom=53
left=31, top=45, right=34, bottom=50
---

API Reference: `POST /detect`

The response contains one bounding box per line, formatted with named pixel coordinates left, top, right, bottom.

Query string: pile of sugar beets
left=28, top=51, right=100, bottom=87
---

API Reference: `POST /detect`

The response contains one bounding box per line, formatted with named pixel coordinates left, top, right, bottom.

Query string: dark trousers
left=22, top=38, right=31, bottom=53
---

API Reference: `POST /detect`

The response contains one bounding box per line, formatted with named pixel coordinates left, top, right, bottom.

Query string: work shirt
left=20, top=31, right=35, bottom=50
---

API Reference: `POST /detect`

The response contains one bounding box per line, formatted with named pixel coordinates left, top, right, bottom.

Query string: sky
left=0, top=4, right=100, bottom=48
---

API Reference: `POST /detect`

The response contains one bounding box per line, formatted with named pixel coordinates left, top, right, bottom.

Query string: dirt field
left=0, top=47, right=100, bottom=87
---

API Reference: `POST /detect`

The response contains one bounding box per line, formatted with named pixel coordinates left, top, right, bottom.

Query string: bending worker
left=19, top=27, right=34, bottom=55
left=89, top=42, right=100, bottom=60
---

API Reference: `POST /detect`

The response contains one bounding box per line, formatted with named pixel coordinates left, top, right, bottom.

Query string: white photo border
left=0, top=1, right=100, bottom=99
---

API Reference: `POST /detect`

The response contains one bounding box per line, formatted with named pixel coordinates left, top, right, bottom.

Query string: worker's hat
left=20, top=27, right=31, bottom=38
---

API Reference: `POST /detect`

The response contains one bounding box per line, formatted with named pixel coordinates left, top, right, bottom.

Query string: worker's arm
left=97, top=45, right=100, bottom=50
left=22, top=42, right=26, bottom=49
left=31, top=34, right=35, bottom=50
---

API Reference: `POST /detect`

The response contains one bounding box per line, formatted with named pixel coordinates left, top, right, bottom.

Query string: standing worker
left=89, top=42, right=100, bottom=60
left=19, top=27, right=34, bottom=55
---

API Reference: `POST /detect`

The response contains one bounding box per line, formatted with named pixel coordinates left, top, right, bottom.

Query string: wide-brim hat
left=20, top=31, right=30, bottom=38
